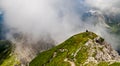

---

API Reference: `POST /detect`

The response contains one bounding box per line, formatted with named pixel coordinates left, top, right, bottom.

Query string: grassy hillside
left=0, top=40, right=12, bottom=64
left=30, top=32, right=96, bottom=66
left=30, top=32, right=120, bottom=66
left=0, top=40, right=20, bottom=66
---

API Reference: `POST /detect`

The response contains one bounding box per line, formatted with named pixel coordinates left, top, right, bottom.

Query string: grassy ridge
left=30, top=32, right=97, bottom=66
left=30, top=32, right=120, bottom=66
left=0, top=55, right=20, bottom=66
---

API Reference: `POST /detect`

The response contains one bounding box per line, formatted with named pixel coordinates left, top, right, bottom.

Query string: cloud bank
left=0, top=0, right=86, bottom=43
left=85, top=0, right=120, bottom=14
left=1, top=0, right=119, bottom=43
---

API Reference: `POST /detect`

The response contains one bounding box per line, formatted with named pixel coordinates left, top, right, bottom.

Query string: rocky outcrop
left=84, top=37, right=120, bottom=65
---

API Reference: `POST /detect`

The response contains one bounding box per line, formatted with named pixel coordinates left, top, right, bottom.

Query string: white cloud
left=0, top=11, right=2, bottom=15
left=0, top=0, right=88, bottom=43
left=85, top=0, right=120, bottom=14
left=0, top=0, right=119, bottom=49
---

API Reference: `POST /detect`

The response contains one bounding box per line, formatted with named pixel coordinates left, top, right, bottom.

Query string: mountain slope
left=30, top=32, right=120, bottom=66
left=0, top=40, right=20, bottom=66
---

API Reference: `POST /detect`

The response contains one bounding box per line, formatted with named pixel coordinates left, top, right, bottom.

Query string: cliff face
left=30, top=32, right=120, bottom=66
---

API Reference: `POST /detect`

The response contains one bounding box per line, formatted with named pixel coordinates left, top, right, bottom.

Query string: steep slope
left=0, top=40, right=20, bottom=66
left=11, top=32, right=55, bottom=65
left=30, top=32, right=120, bottom=66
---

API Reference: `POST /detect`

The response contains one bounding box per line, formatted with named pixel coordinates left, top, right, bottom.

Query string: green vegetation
left=30, top=32, right=98, bottom=66
left=97, top=62, right=109, bottom=66
left=84, top=62, right=97, bottom=66
left=0, top=55, right=20, bottom=66
left=0, top=40, right=19, bottom=66
left=109, top=62, right=120, bottom=66
left=108, top=23, right=120, bottom=34
left=0, top=40, right=12, bottom=64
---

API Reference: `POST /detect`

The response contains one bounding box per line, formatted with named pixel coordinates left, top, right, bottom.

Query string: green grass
left=109, top=62, right=120, bottom=66
left=84, top=62, right=97, bottom=66
left=0, top=40, right=13, bottom=64
left=0, top=55, right=20, bottom=66
left=75, top=46, right=89, bottom=64
left=97, top=62, right=109, bottom=66
left=0, top=40, right=20, bottom=66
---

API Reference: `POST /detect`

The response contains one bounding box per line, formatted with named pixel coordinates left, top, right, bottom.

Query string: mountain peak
left=30, top=32, right=120, bottom=66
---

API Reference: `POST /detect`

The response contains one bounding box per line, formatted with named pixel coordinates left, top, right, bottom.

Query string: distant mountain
left=82, top=9, right=110, bottom=27
left=82, top=9, right=120, bottom=34
left=29, top=31, right=120, bottom=66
